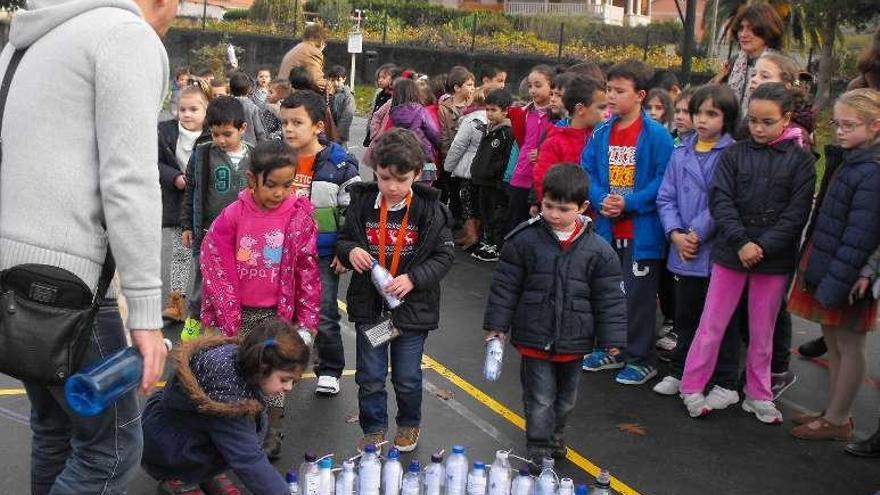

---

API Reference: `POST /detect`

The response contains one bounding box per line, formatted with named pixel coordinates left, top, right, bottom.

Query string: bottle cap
left=286, top=471, right=298, bottom=483
left=305, top=452, right=318, bottom=462
left=596, top=469, right=610, bottom=486
left=541, top=457, right=554, bottom=468
left=518, top=468, right=530, bottom=476
left=319, top=457, right=333, bottom=469
left=388, top=448, right=401, bottom=459
left=408, top=461, right=421, bottom=472
left=452, top=445, right=465, bottom=454
left=495, top=450, right=508, bottom=460
left=575, top=485, right=588, bottom=495
left=473, top=462, right=485, bottom=470
left=364, top=444, right=377, bottom=454
left=431, top=453, right=444, bottom=463
left=343, top=460, right=355, bottom=469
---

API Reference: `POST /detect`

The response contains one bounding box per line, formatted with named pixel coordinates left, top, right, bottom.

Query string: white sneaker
left=655, top=332, right=678, bottom=352
left=315, top=375, right=340, bottom=396
left=682, top=393, right=711, bottom=418
left=742, top=398, right=783, bottom=424
left=705, top=385, right=739, bottom=410
left=652, top=376, right=681, bottom=396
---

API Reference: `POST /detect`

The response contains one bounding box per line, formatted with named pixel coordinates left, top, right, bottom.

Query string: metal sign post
left=348, top=9, right=365, bottom=89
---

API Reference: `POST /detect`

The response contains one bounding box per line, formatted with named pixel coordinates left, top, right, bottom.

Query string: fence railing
left=504, top=2, right=625, bottom=25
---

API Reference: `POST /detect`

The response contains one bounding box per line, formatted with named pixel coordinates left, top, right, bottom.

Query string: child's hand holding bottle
left=349, top=247, right=374, bottom=273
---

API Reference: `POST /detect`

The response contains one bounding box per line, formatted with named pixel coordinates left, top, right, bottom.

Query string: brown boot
left=162, top=290, right=186, bottom=322
left=263, top=406, right=285, bottom=460
left=458, top=218, right=481, bottom=251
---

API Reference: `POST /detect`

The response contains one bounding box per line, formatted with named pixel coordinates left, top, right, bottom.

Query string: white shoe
left=315, top=375, right=340, bottom=396
left=705, top=385, right=739, bottom=410
left=682, top=393, right=711, bottom=418
left=742, top=398, right=783, bottom=424
left=652, top=376, right=681, bottom=396
left=655, top=332, right=678, bottom=352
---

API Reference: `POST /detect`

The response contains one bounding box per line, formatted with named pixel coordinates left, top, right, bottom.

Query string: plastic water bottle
left=371, top=259, right=402, bottom=308
left=487, top=450, right=511, bottom=495
left=511, top=469, right=534, bottom=495
left=574, top=484, right=589, bottom=495
left=483, top=338, right=504, bottom=381
left=591, top=470, right=612, bottom=495
left=466, top=462, right=487, bottom=495
left=535, top=458, right=557, bottom=495
left=287, top=471, right=301, bottom=495
left=423, top=452, right=445, bottom=495
left=337, top=460, right=358, bottom=495
left=359, top=444, right=382, bottom=495
left=65, top=338, right=172, bottom=416
left=300, top=453, right=321, bottom=495
left=444, top=445, right=469, bottom=495
left=557, top=478, right=574, bottom=495
left=402, top=461, right=422, bottom=495
left=383, top=448, right=404, bottom=495
left=318, top=457, right=336, bottom=495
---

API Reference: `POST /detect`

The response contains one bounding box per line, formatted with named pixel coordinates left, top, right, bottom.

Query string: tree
left=0, top=0, right=25, bottom=10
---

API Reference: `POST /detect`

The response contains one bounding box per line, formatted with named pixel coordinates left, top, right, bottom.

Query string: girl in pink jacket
left=200, top=140, right=321, bottom=459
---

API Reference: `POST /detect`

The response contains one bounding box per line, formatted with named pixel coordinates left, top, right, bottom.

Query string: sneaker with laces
left=581, top=350, right=625, bottom=371
left=742, top=398, right=783, bottom=424
left=771, top=371, right=797, bottom=400
left=394, top=426, right=420, bottom=452
left=472, top=244, right=500, bottom=262
left=315, top=375, right=340, bottom=396
left=615, top=364, right=657, bottom=385
left=655, top=332, right=678, bottom=352
left=181, top=318, right=202, bottom=343
left=358, top=431, right=386, bottom=453
left=158, top=479, right=206, bottom=495
left=705, top=385, right=739, bottom=410
left=652, top=375, right=681, bottom=395
left=682, top=393, right=711, bottom=418
left=200, top=473, right=241, bottom=495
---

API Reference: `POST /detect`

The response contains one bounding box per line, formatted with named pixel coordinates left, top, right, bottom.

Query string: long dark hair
left=237, top=319, right=310, bottom=388
left=391, top=78, right=421, bottom=107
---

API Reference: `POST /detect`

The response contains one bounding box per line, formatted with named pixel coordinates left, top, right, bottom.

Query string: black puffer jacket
left=336, top=182, right=455, bottom=331
left=470, top=120, right=515, bottom=188
left=804, top=143, right=880, bottom=307
left=483, top=217, right=627, bottom=354
left=158, top=120, right=210, bottom=228
left=710, top=138, right=816, bottom=274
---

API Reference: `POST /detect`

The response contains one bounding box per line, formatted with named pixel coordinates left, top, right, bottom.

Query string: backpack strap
left=0, top=49, right=29, bottom=165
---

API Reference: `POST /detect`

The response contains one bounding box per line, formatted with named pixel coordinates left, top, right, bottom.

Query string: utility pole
left=681, top=0, right=696, bottom=84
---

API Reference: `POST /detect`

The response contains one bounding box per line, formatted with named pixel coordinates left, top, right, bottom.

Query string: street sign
left=348, top=31, right=363, bottom=54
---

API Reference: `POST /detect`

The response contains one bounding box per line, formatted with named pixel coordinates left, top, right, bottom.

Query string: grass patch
left=354, top=84, right=378, bottom=117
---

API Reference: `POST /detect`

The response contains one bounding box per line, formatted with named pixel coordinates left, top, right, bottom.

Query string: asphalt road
left=1, top=117, right=879, bottom=495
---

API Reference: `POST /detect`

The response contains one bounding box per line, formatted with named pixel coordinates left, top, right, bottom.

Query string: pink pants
left=680, top=264, right=789, bottom=401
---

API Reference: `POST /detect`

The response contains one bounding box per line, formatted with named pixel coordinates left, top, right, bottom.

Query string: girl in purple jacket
left=654, top=85, right=739, bottom=403
left=389, top=77, right=442, bottom=183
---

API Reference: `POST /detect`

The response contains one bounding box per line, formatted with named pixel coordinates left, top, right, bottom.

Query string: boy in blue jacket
left=280, top=90, right=361, bottom=397
left=580, top=60, right=673, bottom=385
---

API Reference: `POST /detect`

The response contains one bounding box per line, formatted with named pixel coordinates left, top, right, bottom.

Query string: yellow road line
left=338, top=299, right=642, bottom=495
left=0, top=389, right=25, bottom=396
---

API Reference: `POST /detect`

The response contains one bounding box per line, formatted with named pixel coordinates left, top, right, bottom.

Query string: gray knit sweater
left=0, top=0, right=169, bottom=330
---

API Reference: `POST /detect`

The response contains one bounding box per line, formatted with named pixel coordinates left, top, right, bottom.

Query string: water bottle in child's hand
left=484, top=337, right=504, bottom=381
left=370, top=259, right=402, bottom=309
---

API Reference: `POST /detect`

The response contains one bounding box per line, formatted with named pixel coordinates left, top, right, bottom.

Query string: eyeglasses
left=747, top=116, right=783, bottom=127
left=830, top=119, right=866, bottom=133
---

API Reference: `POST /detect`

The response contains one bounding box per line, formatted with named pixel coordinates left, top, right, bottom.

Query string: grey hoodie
left=0, top=0, right=169, bottom=330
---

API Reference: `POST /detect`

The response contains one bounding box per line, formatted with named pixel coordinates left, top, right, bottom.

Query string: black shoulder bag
left=0, top=48, right=116, bottom=384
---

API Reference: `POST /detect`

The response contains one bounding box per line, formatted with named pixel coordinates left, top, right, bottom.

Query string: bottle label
left=467, top=477, right=486, bottom=495
left=306, top=477, right=320, bottom=495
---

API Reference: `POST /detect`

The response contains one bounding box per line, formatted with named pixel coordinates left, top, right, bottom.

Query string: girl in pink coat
left=199, top=140, right=321, bottom=459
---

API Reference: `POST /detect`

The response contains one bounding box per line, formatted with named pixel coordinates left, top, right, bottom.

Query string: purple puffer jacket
left=390, top=102, right=441, bottom=163
left=657, top=133, right=735, bottom=277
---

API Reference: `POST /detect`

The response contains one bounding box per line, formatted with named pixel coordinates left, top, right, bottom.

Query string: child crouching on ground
left=142, top=319, right=310, bottom=495
left=483, top=164, right=626, bottom=466
left=336, top=128, right=455, bottom=452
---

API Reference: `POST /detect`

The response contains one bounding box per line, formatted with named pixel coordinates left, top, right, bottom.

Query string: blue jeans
left=23, top=300, right=143, bottom=495
left=355, top=325, right=427, bottom=434
left=315, top=255, right=344, bottom=378
left=520, top=356, right=581, bottom=458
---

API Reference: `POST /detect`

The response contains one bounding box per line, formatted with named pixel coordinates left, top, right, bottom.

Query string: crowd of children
left=147, top=49, right=880, bottom=494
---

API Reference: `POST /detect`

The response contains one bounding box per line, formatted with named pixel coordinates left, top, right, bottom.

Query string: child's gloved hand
left=349, top=247, right=373, bottom=273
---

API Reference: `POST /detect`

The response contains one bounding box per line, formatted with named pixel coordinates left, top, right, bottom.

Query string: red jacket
left=533, top=125, right=593, bottom=201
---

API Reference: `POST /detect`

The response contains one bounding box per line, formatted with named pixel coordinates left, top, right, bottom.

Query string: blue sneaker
left=582, top=350, right=625, bottom=371
left=615, top=364, right=658, bottom=385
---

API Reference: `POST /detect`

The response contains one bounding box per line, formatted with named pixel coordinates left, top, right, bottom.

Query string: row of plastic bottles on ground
left=287, top=445, right=615, bottom=495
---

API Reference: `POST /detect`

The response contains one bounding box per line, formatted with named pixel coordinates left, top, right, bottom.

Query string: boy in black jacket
left=336, top=128, right=455, bottom=452
left=483, top=164, right=626, bottom=465
left=470, top=88, right=515, bottom=262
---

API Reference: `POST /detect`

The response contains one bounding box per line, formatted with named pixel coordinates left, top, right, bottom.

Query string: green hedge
left=305, top=0, right=468, bottom=26
left=223, top=8, right=250, bottom=21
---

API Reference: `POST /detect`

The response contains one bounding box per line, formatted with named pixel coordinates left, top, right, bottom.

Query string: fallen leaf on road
left=345, top=414, right=359, bottom=424
left=616, top=423, right=647, bottom=436
left=431, top=387, right=454, bottom=400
